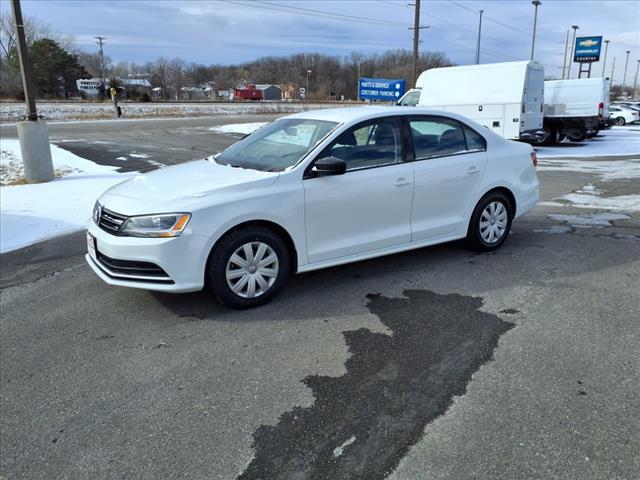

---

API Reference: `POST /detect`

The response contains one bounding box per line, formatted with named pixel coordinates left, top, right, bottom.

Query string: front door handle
left=467, top=166, right=481, bottom=175
left=394, top=177, right=412, bottom=187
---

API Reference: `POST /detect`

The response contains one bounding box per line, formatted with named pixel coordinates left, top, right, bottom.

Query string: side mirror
left=313, top=156, right=347, bottom=176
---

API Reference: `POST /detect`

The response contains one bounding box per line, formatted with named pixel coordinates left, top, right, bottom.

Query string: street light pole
left=306, top=69, right=311, bottom=97
left=633, top=59, right=640, bottom=99
left=561, top=29, right=569, bottom=79
left=601, top=39, right=610, bottom=77
left=621, top=50, right=630, bottom=92
left=475, top=10, right=483, bottom=65
left=530, top=1, right=541, bottom=61
left=567, top=25, right=579, bottom=79
left=610, top=56, right=616, bottom=85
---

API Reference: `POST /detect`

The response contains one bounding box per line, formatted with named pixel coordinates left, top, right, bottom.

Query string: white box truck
left=538, top=78, right=610, bottom=145
left=416, top=61, right=545, bottom=141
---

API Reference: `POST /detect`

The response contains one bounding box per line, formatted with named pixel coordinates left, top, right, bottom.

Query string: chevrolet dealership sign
left=574, top=36, right=603, bottom=63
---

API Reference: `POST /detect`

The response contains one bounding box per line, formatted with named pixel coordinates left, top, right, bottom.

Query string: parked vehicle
left=416, top=61, right=545, bottom=142
left=397, top=88, right=421, bottom=106
left=609, top=105, right=639, bottom=125
left=538, top=78, right=610, bottom=145
left=86, top=106, right=539, bottom=308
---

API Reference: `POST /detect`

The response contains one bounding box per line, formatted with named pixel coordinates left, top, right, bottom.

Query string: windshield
left=215, top=118, right=338, bottom=172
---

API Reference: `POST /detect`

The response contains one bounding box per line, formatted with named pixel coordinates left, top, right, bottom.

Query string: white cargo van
left=416, top=61, right=545, bottom=141
left=539, top=78, right=610, bottom=145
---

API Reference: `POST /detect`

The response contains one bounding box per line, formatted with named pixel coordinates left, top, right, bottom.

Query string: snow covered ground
left=0, top=102, right=350, bottom=122
left=0, top=140, right=128, bottom=253
left=209, top=122, right=268, bottom=135
left=535, top=127, right=640, bottom=158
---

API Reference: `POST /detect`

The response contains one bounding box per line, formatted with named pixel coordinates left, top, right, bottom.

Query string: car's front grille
left=95, top=250, right=173, bottom=282
left=99, top=207, right=127, bottom=234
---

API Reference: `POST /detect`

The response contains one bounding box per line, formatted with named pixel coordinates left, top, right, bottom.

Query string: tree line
left=0, top=14, right=453, bottom=101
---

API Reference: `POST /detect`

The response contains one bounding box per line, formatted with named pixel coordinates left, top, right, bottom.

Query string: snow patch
left=129, top=152, right=152, bottom=159
left=209, top=122, right=267, bottom=135
left=1, top=139, right=127, bottom=252
left=536, top=158, right=640, bottom=181
left=332, top=436, right=356, bottom=458
left=1, top=138, right=118, bottom=185
left=547, top=213, right=631, bottom=228
left=535, top=128, right=640, bottom=158
left=1, top=174, right=130, bottom=253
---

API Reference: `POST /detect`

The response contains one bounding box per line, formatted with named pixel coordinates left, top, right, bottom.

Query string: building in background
left=256, top=84, right=282, bottom=100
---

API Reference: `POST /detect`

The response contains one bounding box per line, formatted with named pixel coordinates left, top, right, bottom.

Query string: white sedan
left=609, top=105, right=639, bottom=125
left=86, top=106, right=539, bottom=308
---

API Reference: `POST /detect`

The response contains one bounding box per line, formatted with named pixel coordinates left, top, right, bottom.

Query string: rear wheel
left=467, top=192, right=513, bottom=252
left=567, top=128, right=587, bottom=142
left=207, top=226, right=290, bottom=308
left=534, top=125, right=556, bottom=146
left=615, top=116, right=626, bottom=126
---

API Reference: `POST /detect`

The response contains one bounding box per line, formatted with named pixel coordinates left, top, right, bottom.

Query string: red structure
left=234, top=84, right=262, bottom=101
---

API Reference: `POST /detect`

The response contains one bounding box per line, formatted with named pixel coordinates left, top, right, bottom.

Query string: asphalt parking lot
left=1, top=117, right=639, bottom=479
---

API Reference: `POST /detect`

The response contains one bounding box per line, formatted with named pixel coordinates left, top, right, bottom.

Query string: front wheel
left=207, top=226, right=290, bottom=308
left=615, top=116, right=626, bottom=126
left=467, top=192, right=513, bottom=251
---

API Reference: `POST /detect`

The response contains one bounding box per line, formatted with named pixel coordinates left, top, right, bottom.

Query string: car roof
left=284, top=105, right=469, bottom=124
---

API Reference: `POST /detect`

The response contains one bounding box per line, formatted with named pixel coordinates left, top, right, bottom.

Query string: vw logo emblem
left=94, top=204, right=102, bottom=223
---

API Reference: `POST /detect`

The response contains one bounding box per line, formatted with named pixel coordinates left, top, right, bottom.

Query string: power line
left=447, top=0, right=522, bottom=33
left=238, top=0, right=409, bottom=27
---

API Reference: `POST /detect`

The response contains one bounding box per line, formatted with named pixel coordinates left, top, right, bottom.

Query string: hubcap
left=479, top=201, right=508, bottom=244
left=226, top=242, right=279, bottom=299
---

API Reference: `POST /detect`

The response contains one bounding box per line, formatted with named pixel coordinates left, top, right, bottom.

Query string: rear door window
left=409, top=117, right=486, bottom=159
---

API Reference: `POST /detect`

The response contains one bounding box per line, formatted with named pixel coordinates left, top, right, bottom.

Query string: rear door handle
left=394, top=177, right=412, bottom=187
left=467, top=166, right=481, bottom=175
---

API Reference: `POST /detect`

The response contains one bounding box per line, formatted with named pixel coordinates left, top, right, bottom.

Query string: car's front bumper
left=85, top=221, right=208, bottom=293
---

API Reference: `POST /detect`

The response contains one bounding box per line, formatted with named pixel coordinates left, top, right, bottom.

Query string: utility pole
left=561, top=29, right=569, bottom=79
left=633, top=59, right=639, bottom=99
left=356, top=61, right=361, bottom=101
left=410, top=0, right=427, bottom=88
left=567, top=25, right=579, bottom=79
left=306, top=69, right=312, bottom=98
left=622, top=50, right=630, bottom=92
left=475, top=10, right=483, bottom=65
left=11, top=0, right=54, bottom=183
left=530, top=1, right=541, bottom=61
left=601, top=39, right=610, bottom=77
left=95, top=36, right=106, bottom=95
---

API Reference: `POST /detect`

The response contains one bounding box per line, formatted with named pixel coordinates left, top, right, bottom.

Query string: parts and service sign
left=359, top=78, right=406, bottom=101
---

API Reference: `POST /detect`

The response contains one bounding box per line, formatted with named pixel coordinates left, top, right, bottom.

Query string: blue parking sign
left=359, top=78, right=406, bottom=101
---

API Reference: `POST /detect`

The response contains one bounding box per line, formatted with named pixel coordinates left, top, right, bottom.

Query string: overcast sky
left=4, top=0, right=640, bottom=83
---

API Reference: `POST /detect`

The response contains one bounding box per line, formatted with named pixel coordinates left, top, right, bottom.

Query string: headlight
left=120, top=213, right=191, bottom=238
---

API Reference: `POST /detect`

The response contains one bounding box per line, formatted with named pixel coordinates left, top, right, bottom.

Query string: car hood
left=99, top=158, right=280, bottom=215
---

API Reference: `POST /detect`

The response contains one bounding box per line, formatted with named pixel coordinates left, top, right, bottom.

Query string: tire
left=557, top=133, right=566, bottom=142
left=534, top=125, right=556, bottom=146
left=615, top=116, right=626, bottom=126
left=567, top=128, right=587, bottom=142
left=467, top=191, right=513, bottom=252
left=207, top=226, right=290, bottom=308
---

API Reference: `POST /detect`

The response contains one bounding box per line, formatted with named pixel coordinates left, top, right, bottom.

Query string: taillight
left=530, top=151, right=538, bottom=167
left=598, top=102, right=604, bottom=118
